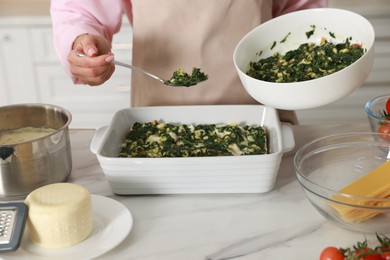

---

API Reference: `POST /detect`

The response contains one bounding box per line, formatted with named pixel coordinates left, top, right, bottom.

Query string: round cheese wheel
left=24, top=183, right=93, bottom=248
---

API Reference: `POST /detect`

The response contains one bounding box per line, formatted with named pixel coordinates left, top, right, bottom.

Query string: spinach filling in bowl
left=119, top=120, right=268, bottom=158
left=246, top=37, right=365, bottom=83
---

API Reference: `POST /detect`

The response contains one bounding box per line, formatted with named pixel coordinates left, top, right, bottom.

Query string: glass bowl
left=294, top=132, right=390, bottom=233
left=366, top=94, right=390, bottom=138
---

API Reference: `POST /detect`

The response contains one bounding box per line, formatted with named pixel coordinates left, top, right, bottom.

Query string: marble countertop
left=36, top=123, right=384, bottom=259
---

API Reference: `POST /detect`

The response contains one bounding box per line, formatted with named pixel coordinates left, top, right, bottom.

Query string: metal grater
left=0, top=203, right=28, bottom=252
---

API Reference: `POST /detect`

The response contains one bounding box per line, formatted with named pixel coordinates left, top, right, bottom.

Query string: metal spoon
left=76, top=53, right=207, bottom=87
left=76, top=52, right=167, bottom=84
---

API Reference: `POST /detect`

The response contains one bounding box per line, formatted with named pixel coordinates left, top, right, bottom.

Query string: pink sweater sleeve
left=50, top=0, right=125, bottom=81
left=273, top=0, right=328, bottom=17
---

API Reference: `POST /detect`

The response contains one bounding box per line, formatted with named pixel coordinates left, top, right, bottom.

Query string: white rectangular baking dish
left=90, top=105, right=294, bottom=194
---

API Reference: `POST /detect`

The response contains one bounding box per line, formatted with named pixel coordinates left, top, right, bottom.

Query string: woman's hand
left=68, top=34, right=115, bottom=86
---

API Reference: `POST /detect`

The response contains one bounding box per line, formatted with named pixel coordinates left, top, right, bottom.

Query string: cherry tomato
left=378, top=123, right=390, bottom=141
left=320, top=247, right=344, bottom=260
left=354, top=248, right=382, bottom=260
left=365, top=253, right=382, bottom=260
left=386, top=98, right=390, bottom=114
left=378, top=246, right=390, bottom=260
left=381, top=251, right=390, bottom=260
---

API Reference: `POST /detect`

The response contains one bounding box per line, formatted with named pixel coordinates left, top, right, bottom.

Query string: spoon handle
left=112, top=60, right=165, bottom=84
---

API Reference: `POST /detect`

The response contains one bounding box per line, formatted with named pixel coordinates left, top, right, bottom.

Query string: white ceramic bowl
left=233, top=8, right=375, bottom=110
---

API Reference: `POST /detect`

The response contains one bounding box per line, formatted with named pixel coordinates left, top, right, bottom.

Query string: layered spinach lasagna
left=119, top=120, right=268, bottom=158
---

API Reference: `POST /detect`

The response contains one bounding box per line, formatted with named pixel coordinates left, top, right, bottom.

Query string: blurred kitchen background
left=0, top=0, right=389, bottom=128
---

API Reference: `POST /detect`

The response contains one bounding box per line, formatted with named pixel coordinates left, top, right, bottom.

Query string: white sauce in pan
left=0, top=126, right=57, bottom=145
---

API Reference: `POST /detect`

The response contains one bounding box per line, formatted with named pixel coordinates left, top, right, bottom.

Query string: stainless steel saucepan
left=0, top=104, right=72, bottom=200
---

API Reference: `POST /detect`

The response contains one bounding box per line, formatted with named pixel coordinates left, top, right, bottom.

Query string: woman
left=50, top=0, right=327, bottom=124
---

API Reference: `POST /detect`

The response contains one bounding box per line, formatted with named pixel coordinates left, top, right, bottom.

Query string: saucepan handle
left=0, top=146, right=14, bottom=160
left=90, top=126, right=108, bottom=155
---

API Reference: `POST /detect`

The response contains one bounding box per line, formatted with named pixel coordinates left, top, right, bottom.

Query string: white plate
left=2, top=195, right=133, bottom=259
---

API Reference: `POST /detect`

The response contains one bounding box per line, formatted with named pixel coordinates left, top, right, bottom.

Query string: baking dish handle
left=90, top=126, right=108, bottom=155
left=281, top=123, right=295, bottom=153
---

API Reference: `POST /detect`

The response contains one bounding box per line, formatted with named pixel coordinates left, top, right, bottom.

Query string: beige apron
left=130, top=0, right=297, bottom=124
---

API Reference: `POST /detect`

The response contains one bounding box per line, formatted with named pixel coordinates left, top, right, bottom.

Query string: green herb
left=164, top=68, right=208, bottom=87
left=305, top=25, right=316, bottom=39
left=280, top=32, right=291, bottom=43
left=246, top=37, right=365, bottom=83
left=379, top=108, right=389, bottom=122
left=118, top=121, right=268, bottom=158
left=329, top=31, right=335, bottom=38
left=256, top=50, right=263, bottom=56
left=270, top=41, right=277, bottom=50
